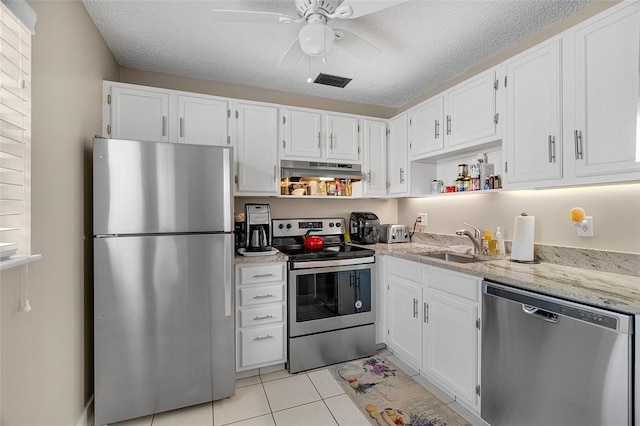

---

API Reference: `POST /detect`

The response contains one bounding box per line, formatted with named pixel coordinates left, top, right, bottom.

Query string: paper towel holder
left=509, top=212, right=540, bottom=264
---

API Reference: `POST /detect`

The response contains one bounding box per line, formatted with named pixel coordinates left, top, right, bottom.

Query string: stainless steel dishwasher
left=482, top=280, right=633, bottom=426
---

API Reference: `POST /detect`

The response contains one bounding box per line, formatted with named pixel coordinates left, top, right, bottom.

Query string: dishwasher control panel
left=559, top=305, right=618, bottom=330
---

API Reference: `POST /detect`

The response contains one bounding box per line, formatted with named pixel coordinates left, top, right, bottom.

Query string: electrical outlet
left=577, top=216, right=594, bottom=237
left=417, top=213, right=428, bottom=233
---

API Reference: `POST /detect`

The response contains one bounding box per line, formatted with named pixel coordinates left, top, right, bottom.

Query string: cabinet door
left=504, top=40, right=562, bottom=185
left=109, top=85, right=169, bottom=142
left=387, top=114, right=409, bottom=196
left=177, top=95, right=229, bottom=146
left=363, top=119, right=387, bottom=196
left=409, top=96, right=444, bottom=158
left=423, top=289, right=478, bottom=408
left=446, top=70, right=497, bottom=148
left=386, top=274, right=422, bottom=369
left=282, top=108, right=322, bottom=159
left=326, top=113, right=360, bottom=161
left=236, top=101, right=279, bottom=194
left=572, top=2, right=640, bottom=178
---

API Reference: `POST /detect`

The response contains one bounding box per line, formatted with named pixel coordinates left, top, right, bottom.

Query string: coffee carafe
left=245, top=204, right=272, bottom=252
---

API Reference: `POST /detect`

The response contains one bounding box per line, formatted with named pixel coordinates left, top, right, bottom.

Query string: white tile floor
left=109, top=351, right=485, bottom=426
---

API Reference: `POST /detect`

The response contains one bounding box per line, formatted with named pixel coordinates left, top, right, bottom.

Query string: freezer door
left=93, top=137, right=232, bottom=235
left=94, top=234, right=235, bottom=426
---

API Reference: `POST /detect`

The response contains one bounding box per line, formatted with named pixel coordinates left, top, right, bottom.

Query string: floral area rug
left=329, top=357, right=470, bottom=426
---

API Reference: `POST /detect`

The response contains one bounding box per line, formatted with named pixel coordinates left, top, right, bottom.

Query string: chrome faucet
left=456, top=223, right=482, bottom=256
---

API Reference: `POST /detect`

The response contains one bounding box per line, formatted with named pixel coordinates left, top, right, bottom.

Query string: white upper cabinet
left=409, top=96, right=444, bottom=159
left=104, top=82, right=231, bottom=147
left=106, top=84, right=170, bottom=142
left=235, top=100, right=279, bottom=195
left=325, top=113, right=360, bottom=161
left=281, top=107, right=322, bottom=160
left=568, top=1, right=640, bottom=180
left=387, top=114, right=409, bottom=196
left=445, top=70, right=498, bottom=149
left=363, top=119, right=387, bottom=196
left=504, top=39, right=563, bottom=185
left=177, top=95, right=229, bottom=146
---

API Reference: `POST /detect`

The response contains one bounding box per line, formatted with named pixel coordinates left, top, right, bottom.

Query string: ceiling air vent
left=314, top=73, right=352, bottom=88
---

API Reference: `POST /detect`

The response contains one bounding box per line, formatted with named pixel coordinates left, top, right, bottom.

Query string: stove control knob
left=278, top=224, right=284, bottom=229
left=329, top=223, right=334, bottom=227
left=286, top=223, right=292, bottom=229
left=335, top=222, right=341, bottom=228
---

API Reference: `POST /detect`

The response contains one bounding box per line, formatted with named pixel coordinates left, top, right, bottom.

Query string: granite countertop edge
left=369, top=242, right=640, bottom=315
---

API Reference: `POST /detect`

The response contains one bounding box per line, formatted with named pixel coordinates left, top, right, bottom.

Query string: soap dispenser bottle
left=495, top=227, right=506, bottom=257
left=483, top=229, right=493, bottom=255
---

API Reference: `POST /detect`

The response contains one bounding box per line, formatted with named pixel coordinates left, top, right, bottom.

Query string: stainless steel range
left=272, top=218, right=376, bottom=373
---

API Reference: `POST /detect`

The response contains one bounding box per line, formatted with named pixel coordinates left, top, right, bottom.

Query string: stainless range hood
left=280, top=160, right=362, bottom=179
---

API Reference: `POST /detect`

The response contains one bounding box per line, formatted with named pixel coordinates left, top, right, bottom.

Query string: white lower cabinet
left=236, top=262, right=287, bottom=371
left=383, top=256, right=481, bottom=413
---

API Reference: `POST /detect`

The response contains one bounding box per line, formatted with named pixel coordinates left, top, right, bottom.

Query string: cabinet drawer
left=239, top=304, right=285, bottom=328
left=239, top=284, right=284, bottom=307
left=427, top=268, right=480, bottom=302
left=386, top=257, right=422, bottom=283
left=238, top=263, right=285, bottom=285
left=239, top=324, right=285, bottom=368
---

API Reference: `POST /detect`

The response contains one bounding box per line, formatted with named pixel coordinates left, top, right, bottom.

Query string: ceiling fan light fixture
left=298, top=22, right=335, bottom=56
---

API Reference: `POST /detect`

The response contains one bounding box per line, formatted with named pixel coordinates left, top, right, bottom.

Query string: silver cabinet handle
left=434, top=119, right=439, bottom=139
left=253, top=314, right=274, bottom=321
left=573, top=130, right=583, bottom=160
left=162, top=116, right=167, bottom=137
left=253, top=273, right=275, bottom=278
left=413, top=298, right=418, bottom=318
left=367, top=171, right=372, bottom=184
left=179, top=117, right=184, bottom=138
left=574, top=130, right=583, bottom=160
left=548, top=135, right=556, bottom=163
left=399, top=168, right=405, bottom=183
left=446, top=115, right=451, bottom=135
left=424, top=302, right=428, bottom=323
left=329, top=133, right=334, bottom=151
left=317, top=132, right=321, bottom=150
left=253, top=294, right=274, bottom=299
left=273, top=164, right=277, bottom=182
left=254, top=335, right=274, bottom=341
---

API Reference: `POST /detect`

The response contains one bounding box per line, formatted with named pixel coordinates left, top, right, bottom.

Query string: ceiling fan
left=212, top=0, right=407, bottom=70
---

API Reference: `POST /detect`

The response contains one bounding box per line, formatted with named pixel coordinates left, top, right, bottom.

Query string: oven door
left=288, top=263, right=374, bottom=337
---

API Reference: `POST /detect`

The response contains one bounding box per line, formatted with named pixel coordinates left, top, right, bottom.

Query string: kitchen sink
left=426, top=252, right=486, bottom=263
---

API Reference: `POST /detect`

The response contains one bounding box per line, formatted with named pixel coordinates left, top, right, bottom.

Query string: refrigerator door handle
left=224, top=236, right=232, bottom=317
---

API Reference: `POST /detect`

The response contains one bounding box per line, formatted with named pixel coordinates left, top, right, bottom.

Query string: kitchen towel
left=511, top=214, right=535, bottom=262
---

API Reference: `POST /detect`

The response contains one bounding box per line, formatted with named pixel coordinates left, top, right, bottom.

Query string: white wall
left=398, top=183, right=640, bottom=254
left=0, top=1, right=119, bottom=425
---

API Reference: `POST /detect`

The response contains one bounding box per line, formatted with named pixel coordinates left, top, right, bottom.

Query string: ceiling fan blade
left=211, top=10, right=295, bottom=24
left=340, top=0, right=409, bottom=19
left=333, top=29, right=381, bottom=63
left=278, top=39, right=306, bottom=70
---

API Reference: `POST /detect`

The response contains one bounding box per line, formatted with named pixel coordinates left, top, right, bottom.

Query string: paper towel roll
left=511, top=214, right=535, bottom=262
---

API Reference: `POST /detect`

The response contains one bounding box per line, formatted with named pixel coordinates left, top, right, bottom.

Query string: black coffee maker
left=245, top=203, right=272, bottom=252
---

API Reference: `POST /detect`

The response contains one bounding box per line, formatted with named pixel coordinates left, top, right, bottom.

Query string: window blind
left=0, top=1, right=32, bottom=258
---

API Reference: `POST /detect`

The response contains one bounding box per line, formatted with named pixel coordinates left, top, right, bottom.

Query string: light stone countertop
left=368, top=242, right=640, bottom=315
left=234, top=250, right=288, bottom=264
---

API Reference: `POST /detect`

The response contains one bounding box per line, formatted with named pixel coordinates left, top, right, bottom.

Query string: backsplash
left=412, top=232, right=640, bottom=277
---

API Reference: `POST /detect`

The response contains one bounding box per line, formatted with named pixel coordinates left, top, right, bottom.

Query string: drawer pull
left=253, top=314, right=274, bottom=321
left=254, top=334, right=274, bottom=341
left=253, top=273, right=275, bottom=278
left=253, top=294, right=274, bottom=299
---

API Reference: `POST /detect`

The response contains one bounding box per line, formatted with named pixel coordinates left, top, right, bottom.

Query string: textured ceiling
left=82, top=0, right=593, bottom=108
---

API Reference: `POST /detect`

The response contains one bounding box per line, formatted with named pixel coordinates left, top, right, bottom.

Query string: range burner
left=272, top=218, right=375, bottom=269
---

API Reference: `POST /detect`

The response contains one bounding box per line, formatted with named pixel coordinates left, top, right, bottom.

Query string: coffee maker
left=245, top=204, right=272, bottom=252
left=349, top=212, right=380, bottom=244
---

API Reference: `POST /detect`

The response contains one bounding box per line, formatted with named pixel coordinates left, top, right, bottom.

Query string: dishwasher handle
left=522, top=304, right=560, bottom=323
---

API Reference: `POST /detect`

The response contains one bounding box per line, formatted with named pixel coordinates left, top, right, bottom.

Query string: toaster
left=380, top=224, right=410, bottom=243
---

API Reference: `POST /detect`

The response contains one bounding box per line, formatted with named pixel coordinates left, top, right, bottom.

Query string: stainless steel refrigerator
left=93, top=137, right=235, bottom=426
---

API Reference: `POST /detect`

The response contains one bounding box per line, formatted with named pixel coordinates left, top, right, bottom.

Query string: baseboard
left=76, top=395, right=95, bottom=426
